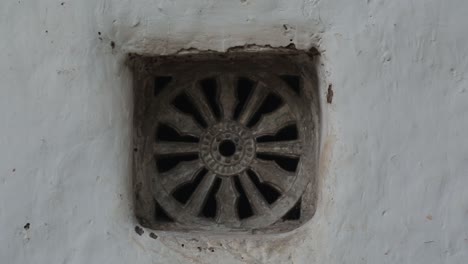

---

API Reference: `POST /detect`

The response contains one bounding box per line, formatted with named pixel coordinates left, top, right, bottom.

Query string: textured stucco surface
left=1, top=0, right=467, bottom=263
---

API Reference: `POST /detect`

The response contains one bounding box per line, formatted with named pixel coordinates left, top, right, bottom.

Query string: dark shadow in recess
left=247, top=93, right=283, bottom=128
left=199, top=78, right=221, bottom=120
left=200, top=177, right=222, bottom=219
left=156, top=154, right=198, bottom=173
left=233, top=77, right=255, bottom=120
left=156, top=123, right=199, bottom=142
left=256, top=154, right=299, bottom=172
left=154, top=76, right=173, bottom=97
left=282, top=198, right=301, bottom=220
left=155, top=200, right=174, bottom=222
left=280, top=75, right=301, bottom=95
left=172, top=168, right=207, bottom=204
left=256, top=124, right=298, bottom=142
left=233, top=176, right=254, bottom=219
left=172, top=92, right=207, bottom=128
left=246, top=170, right=281, bottom=204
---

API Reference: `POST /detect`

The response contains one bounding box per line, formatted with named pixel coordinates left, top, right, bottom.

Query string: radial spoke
left=250, top=159, right=295, bottom=192
left=187, top=83, right=217, bottom=125
left=256, top=140, right=302, bottom=158
left=216, top=177, right=240, bottom=223
left=252, top=104, right=295, bottom=137
left=217, top=74, right=237, bottom=120
left=239, top=172, right=270, bottom=214
left=185, top=172, right=216, bottom=215
left=158, top=105, right=203, bottom=137
left=238, top=82, right=268, bottom=125
left=154, top=142, right=199, bottom=155
left=160, top=160, right=204, bottom=193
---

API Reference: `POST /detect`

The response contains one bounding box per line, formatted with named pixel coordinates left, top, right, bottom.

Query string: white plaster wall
left=1, top=0, right=467, bottom=263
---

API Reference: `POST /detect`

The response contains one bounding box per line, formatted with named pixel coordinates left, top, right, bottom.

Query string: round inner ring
left=219, top=140, right=236, bottom=157
left=199, top=121, right=256, bottom=176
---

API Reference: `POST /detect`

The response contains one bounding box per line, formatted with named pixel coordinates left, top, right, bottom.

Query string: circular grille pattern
left=147, top=72, right=314, bottom=230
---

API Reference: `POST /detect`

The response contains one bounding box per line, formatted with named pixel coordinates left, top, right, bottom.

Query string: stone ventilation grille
left=131, top=52, right=319, bottom=233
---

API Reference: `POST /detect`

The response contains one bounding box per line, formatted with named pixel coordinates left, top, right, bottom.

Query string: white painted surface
left=1, top=0, right=467, bottom=263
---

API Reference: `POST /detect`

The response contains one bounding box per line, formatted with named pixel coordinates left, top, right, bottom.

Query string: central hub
left=200, top=121, right=255, bottom=176
left=219, top=140, right=236, bottom=157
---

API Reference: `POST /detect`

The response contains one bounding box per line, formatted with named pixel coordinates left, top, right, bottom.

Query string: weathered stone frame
left=128, top=49, right=321, bottom=234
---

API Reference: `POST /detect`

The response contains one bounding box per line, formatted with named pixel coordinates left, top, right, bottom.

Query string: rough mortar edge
left=126, top=44, right=321, bottom=60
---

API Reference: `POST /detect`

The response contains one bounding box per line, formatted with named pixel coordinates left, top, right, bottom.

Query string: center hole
left=219, top=140, right=236, bottom=157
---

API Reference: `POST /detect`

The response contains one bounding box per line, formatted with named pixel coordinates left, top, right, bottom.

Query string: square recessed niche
left=129, top=49, right=320, bottom=234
